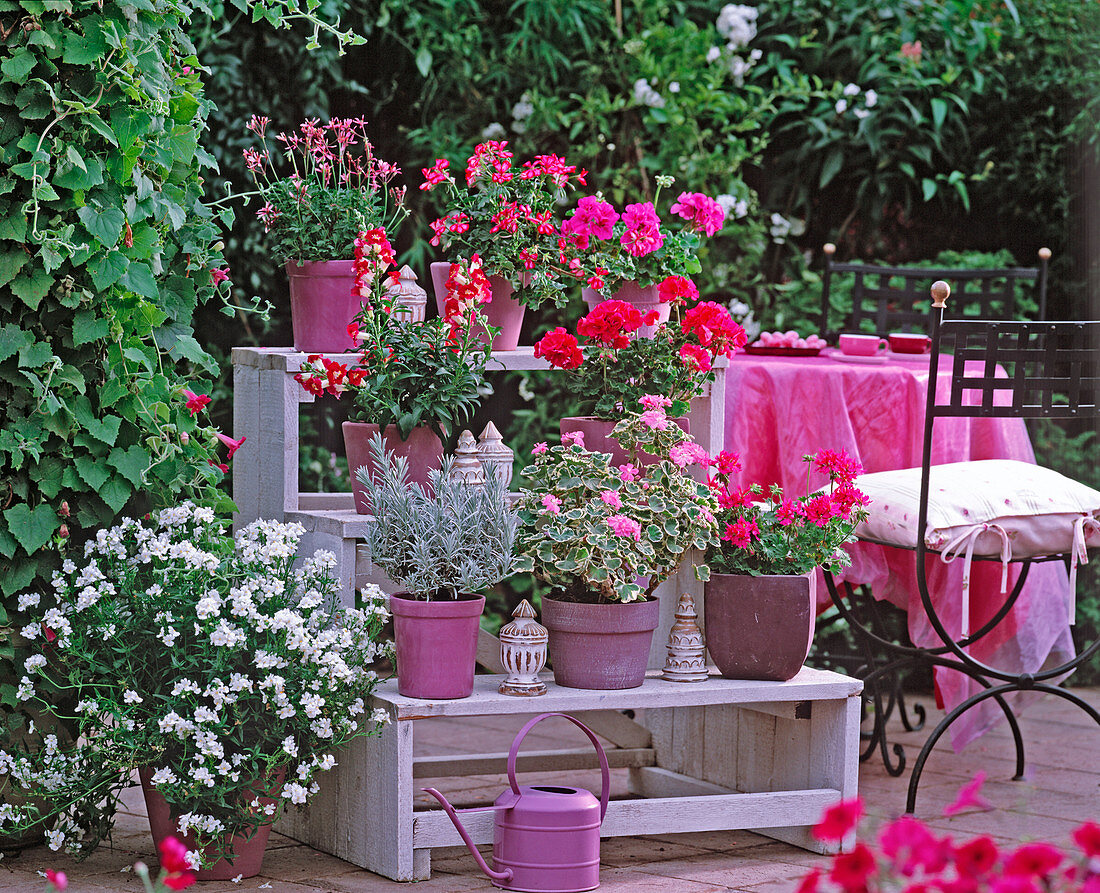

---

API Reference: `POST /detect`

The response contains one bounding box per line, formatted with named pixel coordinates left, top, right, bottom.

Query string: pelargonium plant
left=706, top=448, right=870, bottom=577
left=804, top=783, right=1100, bottom=892
left=241, top=115, right=408, bottom=263
left=564, top=177, right=726, bottom=293
left=514, top=397, right=719, bottom=604
left=420, top=140, right=588, bottom=308
left=293, top=232, right=495, bottom=444
left=0, top=503, right=391, bottom=869
left=533, top=286, right=747, bottom=419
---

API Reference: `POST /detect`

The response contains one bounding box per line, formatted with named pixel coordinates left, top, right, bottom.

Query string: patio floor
left=4, top=686, right=1098, bottom=893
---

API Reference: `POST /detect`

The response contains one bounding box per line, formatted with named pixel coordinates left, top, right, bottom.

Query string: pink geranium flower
left=639, top=394, right=673, bottom=410
left=669, top=191, right=726, bottom=237
left=606, top=514, right=642, bottom=540
left=600, top=490, right=623, bottom=509
left=541, top=494, right=562, bottom=515
left=639, top=409, right=668, bottom=430
left=619, top=463, right=639, bottom=482
left=531, top=442, right=548, bottom=455
left=562, top=430, right=585, bottom=448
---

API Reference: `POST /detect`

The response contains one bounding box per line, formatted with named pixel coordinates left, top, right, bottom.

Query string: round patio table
left=722, top=347, right=1076, bottom=749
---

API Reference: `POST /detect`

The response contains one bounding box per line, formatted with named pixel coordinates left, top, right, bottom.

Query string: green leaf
left=930, top=97, right=948, bottom=131
left=0, top=558, right=35, bottom=596
left=77, top=206, right=125, bottom=246
left=0, top=249, right=27, bottom=286
left=75, top=455, right=110, bottom=490
left=72, top=310, right=110, bottom=346
left=90, top=250, right=128, bottom=289
left=97, top=475, right=132, bottom=513
left=0, top=524, right=16, bottom=559
left=921, top=178, right=937, bottom=202
left=63, top=29, right=108, bottom=65
left=120, top=261, right=158, bottom=299
left=819, top=147, right=843, bottom=189
left=10, top=267, right=53, bottom=310
left=0, top=325, right=33, bottom=362
left=54, top=156, right=104, bottom=191
left=1, top=49, right=36, bottom=83
left=107, top=444, right=148, bottom=486
left=17, top=340, right=53, bottom=367
left=2, top=503, right=59, bottom=555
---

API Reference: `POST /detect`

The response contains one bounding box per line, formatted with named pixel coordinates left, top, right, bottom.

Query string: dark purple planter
left=541, top=596, right=660, bottom=690
left=704, top=572, right=816, bottom=681
left=286, top=259, right=360, bottom=353
left=390, top=592, right=485, bottom=699
left=429, top=261, right=526, bottom=351
left=343, top=422, right=444, bottom=514
left=559, top=416, right=689, bottom=468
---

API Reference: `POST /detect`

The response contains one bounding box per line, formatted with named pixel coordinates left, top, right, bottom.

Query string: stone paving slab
left=2, top=687, right=1096, bottom=892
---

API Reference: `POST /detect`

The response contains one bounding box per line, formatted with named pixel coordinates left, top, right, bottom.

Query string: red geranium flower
left=534, top=327, right=584, bottom=370
left=1073, top=820, right=1100, bottom=858
left=681, top=301, right=747, bottom=358
left=813, top=798, right=863, bottom=842
left=577, top=300, right=649, bottom=349
left=1004, top=842, right=1062, bottom=878
left=658, top=274, right=699, bottom=304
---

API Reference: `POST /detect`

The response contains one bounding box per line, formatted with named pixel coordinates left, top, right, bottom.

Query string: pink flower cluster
left=669, top=192, right=726, bottom=237
left=606, top=513, right=642, bottom=540
left=620, top=202, right=665, bottom=257
left=560, top=196, right=619, bottom=249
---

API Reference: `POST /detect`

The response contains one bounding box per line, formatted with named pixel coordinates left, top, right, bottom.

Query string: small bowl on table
left=887, top=333, right=932, bottom=355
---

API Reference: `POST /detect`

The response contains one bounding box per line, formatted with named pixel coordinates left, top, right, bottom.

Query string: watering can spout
left=421, top=788, right=515, bottom=883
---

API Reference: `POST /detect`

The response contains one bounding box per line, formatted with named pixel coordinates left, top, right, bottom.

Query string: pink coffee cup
left=838, top=334, right=887, bottom=356
left=888, top=333, right=932, bottom=354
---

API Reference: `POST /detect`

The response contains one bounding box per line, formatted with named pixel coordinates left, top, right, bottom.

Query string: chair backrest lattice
left=820, top=244, right=1051, bottom=339
left=927, top=288, right=1100, bottom=423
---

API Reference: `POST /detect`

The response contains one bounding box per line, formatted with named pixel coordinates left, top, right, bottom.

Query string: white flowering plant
left=0, top=503, right=391, bottom=869
left=514, top=398, right=720, bottom=605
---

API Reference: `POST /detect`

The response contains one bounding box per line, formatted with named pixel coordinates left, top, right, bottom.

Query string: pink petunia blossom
left=943, top=771, right=993, bottom=817
left=606, top=514, right=642, bottom=540
left=813, top=798, right=863, bottom=842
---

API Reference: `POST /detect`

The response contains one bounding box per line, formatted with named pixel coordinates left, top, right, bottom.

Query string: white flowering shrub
left=0, top=503, right=391, bottom=867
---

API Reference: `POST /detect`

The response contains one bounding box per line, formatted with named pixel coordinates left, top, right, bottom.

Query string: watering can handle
left=507, top=712, right=611, bottom=822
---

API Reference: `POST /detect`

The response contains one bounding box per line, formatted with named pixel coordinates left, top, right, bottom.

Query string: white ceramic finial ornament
left=499, top=600, right=548, bottom=696
left=449, top=430, right=486, bottom=488
left=662, top=592, right=708, bottom=682
left=477, top=421, right=514, bottom=490
left=382, top=264, right=427, bottom=322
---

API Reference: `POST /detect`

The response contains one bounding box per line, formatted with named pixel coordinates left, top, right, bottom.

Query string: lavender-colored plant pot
left=430, top=261, right=526, bottom=351
left=704, top=571, right=816, bottom=681
left=542, top=596, right=660, bottom=690
left=390, top=593, right=486, bottom=699
left=582, top=280, right=670, bottom=339
left=559, top=416, right=690, bottom=469
left=139, top=767, right=283, bottom=880
left=286, top=259, right=361, bottom=353
left=343, top=422, right=444, bottom=514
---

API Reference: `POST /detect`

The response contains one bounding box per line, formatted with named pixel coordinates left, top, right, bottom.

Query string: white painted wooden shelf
left=283, top=668, right=862, bottom=882
left=231, top=342, right=861, bottom=881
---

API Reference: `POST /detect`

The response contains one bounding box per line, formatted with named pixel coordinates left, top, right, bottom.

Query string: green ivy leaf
left=108, top=444, right=148, bottom=486
left=75, top=454, right=110, bottom=490
left=2, top=503, right=59, bottom=555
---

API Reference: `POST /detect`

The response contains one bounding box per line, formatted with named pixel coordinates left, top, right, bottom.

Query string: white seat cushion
left=852, top=459, right=1100, bottom=631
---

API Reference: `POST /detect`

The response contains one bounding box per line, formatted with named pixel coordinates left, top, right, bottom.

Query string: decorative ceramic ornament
left=662, top=592, right=708, bottom=682
left=499, top=600, right=548, bottom=696
left=477, top=421, right=514, bottom=490
left=450, top=430, right=486, bottom=488
left=382, top=264, right=428, bottom=322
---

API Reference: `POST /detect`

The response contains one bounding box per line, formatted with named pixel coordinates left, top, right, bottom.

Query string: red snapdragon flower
left=533, top=327, right=584, bottom=370
left=158, top=835, right=197, bottom=890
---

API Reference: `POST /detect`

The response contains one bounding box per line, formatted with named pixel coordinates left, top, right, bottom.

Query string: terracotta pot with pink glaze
left=541, top=596, right=659, bottom=690
left=343, top=422, right=444, bottom=513
left=286, top=259, right=361, bottom=353
left=390, top=592, right=486, bottom=699
left=558, top=416, right=690, bottom=468
left=581, top=280, right=669, bottom=339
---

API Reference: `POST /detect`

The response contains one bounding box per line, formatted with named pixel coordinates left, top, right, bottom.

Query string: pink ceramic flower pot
left=582, top=280, right=670, bottom=339
left=390, top=592, right=486, bottom=699
left=703, top=571, right=816, bottom=681
left=139, top=767, right=283, bottom=880
left=558, top=416, right=690, bottom=468
left=343, top=422, right=444, bottom=514
left=285, top=259, right=361, bottom=353
left=541, top=596, right=660, bottom=690
left=429, top=261, right=526, bottom=351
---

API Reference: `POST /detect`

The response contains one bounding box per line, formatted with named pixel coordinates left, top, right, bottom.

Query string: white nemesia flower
left=706, top=45, right=722, bottom=63
left=864, top=89, right=878, bottom=108
left=716, top=3, right=758, bottom=50
left=23, top=655, right=46, bottom=674
left=480, top=122, right=506, bottom=141
left=835, top=99, right=848, bottom=115
left=17, top=592, right=40, bottom=611
left=843, top=82, right=861, bottom=97
left=152, top=767, right=178, bottom=786
left=854, top=108, right=871, bottom=120
left=123, top=690, right=143, bottom=705
left=282, top=736, right=298, bottom=757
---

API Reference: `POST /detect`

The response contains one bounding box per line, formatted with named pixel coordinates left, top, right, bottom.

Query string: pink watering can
left=423, top=712, right=611, bottom=893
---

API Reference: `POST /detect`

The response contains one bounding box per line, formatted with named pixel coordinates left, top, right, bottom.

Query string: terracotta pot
left=285, top=259, right=361, bottom=353
left=390, top=592, right=486, bottom=699
left=429, top=261, right=527, bottom=350
left=558, top=416, right=690, bottom=468
left=704, top=571, right=816, bottom=681
left=139, top=767, right=283, bottom=880
left=541, top=596, right=660, bottom=690
left=582, top=280, right=670, bottom=339
left=342, top=422, right=444, bottom=514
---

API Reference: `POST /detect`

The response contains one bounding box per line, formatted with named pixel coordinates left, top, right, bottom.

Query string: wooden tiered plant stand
left=230, top=345, right=862, bottom=881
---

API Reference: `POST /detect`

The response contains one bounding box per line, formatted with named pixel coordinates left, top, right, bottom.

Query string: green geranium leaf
left=2, top=503, right=59, bottom=555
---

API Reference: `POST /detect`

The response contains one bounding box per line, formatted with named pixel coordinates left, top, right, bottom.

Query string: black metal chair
left=823, top=281, right=1100, bottom=813
left=819, top=244, right=1051, bottom=340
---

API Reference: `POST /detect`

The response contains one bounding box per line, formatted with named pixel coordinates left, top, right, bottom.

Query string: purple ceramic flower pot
left=286, top=259, right=361, bottom=353
left=541, top=596, right=660, bottom=690
left=390, top=592, right=486, bottom=699
left=140, top=767, right=282, bottom=880
left=558, top=416, right=690, bottom=468
left=582, top=280, right=670, bottom=339
left=704, top=571, right=816, bottom=681
left=429, top=261, right=526, bottom=351
left=342, top=422, right=444, bottom=514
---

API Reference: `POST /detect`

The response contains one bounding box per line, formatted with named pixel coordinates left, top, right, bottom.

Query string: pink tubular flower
left=562, top=430, right=585, bottom=448
left=620, top=202, right=664, bottom=257
left=607, top=513, right=642, bottom=540
left=531, top=442, right=548, bottom=455
left=214, top=431, right=246, bottom=460
left=420, top=158, right=452, bottom=190
left=541, top=494, right=562, bottom=515
left=669, top=191, right=726, bottom=236
left=180, top=388, right=210, bottom=416
left=619, top=463, right=639, bottom=482
left=210, top=267, right=230, bottom=284
left=600, top=490, right=623, bottom=509
left=639, top=394, right=673, bottom=410
left=639, top=409, right=669, bottom=430
left=208, top=459, right=229, bottom=474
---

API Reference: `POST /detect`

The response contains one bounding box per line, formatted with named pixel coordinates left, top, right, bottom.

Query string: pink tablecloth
left=724, top=349, right=1076, bottom=749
